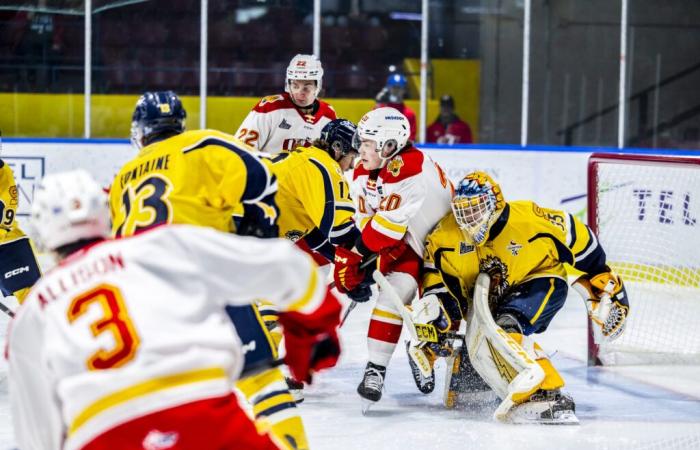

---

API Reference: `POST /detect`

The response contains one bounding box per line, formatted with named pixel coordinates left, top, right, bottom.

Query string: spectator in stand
left=427, top=95, right=473, bottom=144
left=374, top=73, right=416, bottom=141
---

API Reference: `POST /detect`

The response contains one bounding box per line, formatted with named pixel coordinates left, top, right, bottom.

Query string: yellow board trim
left=373, top=215, right=407, bottom=234
left=69, top=367, right=227, bottom=436
left=530, top=278, right=556, bottom=325
left=372, top=308, right=402, bottom=322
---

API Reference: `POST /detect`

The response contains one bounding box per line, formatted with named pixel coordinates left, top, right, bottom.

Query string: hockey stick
left=0, top=297, right=15, bottom=318
left=373, top=271, right=440, bottom=378
left=337, top=254, right=378, bottom=328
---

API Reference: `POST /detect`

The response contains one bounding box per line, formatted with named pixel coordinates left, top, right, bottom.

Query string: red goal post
left=587, top=153, right=700, bottom=366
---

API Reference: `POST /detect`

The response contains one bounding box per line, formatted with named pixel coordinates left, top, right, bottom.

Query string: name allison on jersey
left=236, top=93, right=336, bottom=154
left=351, top=146, right=453, bottom=257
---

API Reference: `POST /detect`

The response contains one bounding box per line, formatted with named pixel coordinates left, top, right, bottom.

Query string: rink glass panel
left=527, top=0, right=621, bottom=148
left=624, top=1, right=700, bottom=150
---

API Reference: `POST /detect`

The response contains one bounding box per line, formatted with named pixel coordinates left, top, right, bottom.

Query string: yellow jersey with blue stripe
left=109, top=129, right=277, bottom=237
left=267, top=145, right=357, bottom=248
left=423, top=200, right=606, bottom=303
left=0, top=160, right=40, bottom=302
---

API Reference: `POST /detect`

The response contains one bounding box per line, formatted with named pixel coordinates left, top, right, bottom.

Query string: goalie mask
left=451, top=171, right=505, bottom=246
left=285, top=54, right=324, bottom=99
left=352, top=107, right=411, bottom=167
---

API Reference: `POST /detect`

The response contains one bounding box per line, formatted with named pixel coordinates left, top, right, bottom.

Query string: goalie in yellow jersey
left=412, top=171, right=629, bottom=424
left=0, top=154, right=41, bottom=306
left=110, top=91, right=329, bottom=450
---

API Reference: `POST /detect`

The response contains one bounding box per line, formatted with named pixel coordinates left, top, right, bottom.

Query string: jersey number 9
left=0, top=201, right=15, bottom=227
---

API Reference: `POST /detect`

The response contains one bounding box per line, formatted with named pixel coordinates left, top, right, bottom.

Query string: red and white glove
left=333, top=247, right=367, bottom=293
left=278, top=288, right=342, bottom=384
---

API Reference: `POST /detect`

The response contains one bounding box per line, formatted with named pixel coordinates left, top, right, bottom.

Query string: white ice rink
left=1, top=289, right=699, bottom=449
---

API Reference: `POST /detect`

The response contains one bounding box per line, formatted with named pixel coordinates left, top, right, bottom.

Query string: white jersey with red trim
left=7, top=225, right=326, bottom=450
left=235, top=92, right=336, bottom=154
left=350, top=146, right=453, bottom=257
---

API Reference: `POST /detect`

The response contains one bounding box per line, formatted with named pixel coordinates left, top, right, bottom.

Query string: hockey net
left=588, top=153, right=700, bottom=365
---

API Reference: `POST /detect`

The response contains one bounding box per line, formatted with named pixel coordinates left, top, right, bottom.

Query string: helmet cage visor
left=451, top=191, right=497, bottom=245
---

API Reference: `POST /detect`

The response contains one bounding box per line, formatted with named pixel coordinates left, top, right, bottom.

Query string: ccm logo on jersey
left=385, top=116, right=404, bottom=120
left=5, top=266, right=29, bottom=279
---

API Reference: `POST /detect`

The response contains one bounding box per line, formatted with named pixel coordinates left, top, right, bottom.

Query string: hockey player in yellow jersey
left=110, top=91, right=319, bottom=449
left=0, top=157, right=40, bottom=304
left=269, top=118, right=360, bottom=261
left=413, top=171, right=630, bottom=424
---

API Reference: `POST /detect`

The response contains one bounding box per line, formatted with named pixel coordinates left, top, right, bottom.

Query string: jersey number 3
left=68, top=284, right=140, bottom=370
left=114, top=175, right=173, bottom=238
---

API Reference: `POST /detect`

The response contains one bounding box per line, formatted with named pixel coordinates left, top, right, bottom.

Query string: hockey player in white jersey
left=331, top=107, right=453, bottom=409
left=236, top=54, right=337, bottom=154
left=8, top=170, right=342, bottom=450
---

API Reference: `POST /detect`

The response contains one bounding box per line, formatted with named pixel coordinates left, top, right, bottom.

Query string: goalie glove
left=278, top=288, right=342, bottom=383
left=573, top=269, right=630, bottom=341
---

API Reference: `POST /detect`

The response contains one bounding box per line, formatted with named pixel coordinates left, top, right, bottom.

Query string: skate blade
left=508, top=410, right=580, bottom=425
left=361, top=398, right=377, bottom=415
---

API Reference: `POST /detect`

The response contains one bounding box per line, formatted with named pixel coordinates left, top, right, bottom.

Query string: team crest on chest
left=480, top=255, right=510, bottom=300
left=387, top=156, right=404, bottom=177
left=506, top=240, right=522, bottom=256
left=285, top=230, right=304, bottom=242
left=459, top=242, right=475, bottom=254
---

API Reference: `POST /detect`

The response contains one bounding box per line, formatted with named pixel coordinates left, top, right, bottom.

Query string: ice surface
left=1, top=290, right=699, bottom=450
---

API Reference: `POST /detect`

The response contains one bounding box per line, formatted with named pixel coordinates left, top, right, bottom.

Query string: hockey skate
left=505, top=389, right=578, bottom=425
left=357, top=362, right=386, bottom=414
left=406, top=341, right=435, bottom=394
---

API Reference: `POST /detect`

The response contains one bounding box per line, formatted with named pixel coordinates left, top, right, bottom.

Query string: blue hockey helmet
left=451, top=171, right=505, bottom=246
left=386, top=73, right=407, bottom=89
left=130, top=91, right=186, bottom=149
left=320, top=118, right=358, bottom=160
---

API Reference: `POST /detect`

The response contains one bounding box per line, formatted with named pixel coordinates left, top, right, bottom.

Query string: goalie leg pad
left=444, top=343, right=495, bottom=409
left=508, top=333, right=564, bottom=393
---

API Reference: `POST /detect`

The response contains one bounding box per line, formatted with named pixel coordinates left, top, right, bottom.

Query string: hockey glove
left=333, top=247, right=367, bottom=293
left=573, top=269, right=629, bottom=341
left=236, top=196, right=280, bottom=239
left=346, top=282, right=373, bottom=303
left=279, top=288, right=342, bottom=384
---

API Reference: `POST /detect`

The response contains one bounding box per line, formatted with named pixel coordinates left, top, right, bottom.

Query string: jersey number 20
left=114, top=175, right=173, bottom=238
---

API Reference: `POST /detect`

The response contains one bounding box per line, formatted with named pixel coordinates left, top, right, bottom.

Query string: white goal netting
left=589, top=154, right=700, bottom=365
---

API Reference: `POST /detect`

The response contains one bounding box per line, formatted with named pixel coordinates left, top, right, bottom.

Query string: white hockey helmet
left=353, top=107, right=411, bottom=164
left=31, top=169, right=110, bottom=252
left=285, top=54, right=324, bottom=98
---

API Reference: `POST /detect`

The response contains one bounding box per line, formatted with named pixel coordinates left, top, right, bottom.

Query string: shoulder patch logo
left=506, top=240, right=522, bottom=256
left=279, top=119, right=292, bottom=129
left=387, top=156, right=404, bottom=177
left=260, top=94, right=284, bottom=106
left=459, top=242, right=475, bottom=254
